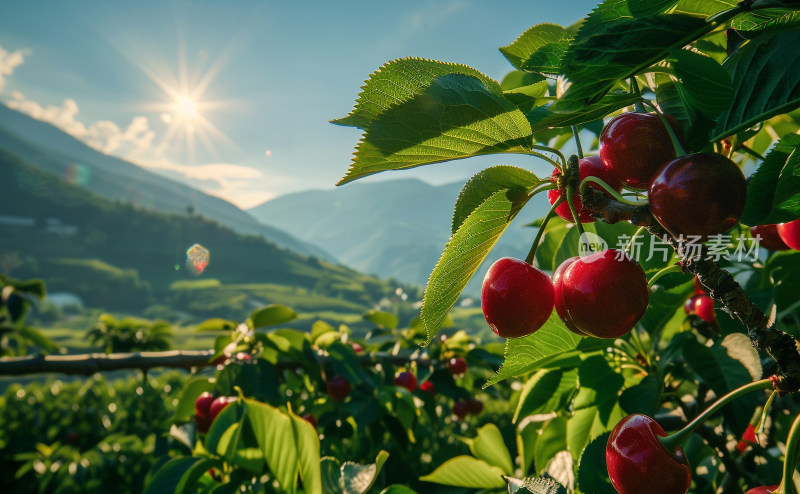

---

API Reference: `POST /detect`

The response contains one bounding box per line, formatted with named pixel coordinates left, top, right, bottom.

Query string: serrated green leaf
left=576, top=432, right=616, bottom=494
left=246, top=400, right=299, bottom=493
left=451, top=166, right=542, bottom=235
left=507, top=475, right=569, bottom=494
left=338, top=73, right=534, bottom=185
left=419, top=456, right=506, bottom=489
left=421, top=189, right=531, bottom=344
left=526, top=92, right=641, bottom=132
left=486, top=313, right=582, bottom=386
left=341, top=450, right=389, bottom=494
left=143, top=457, right=203, bottom=494
left=514, top=368, right=579, bottom=423
left=250, top=304, right=297, bottom=329
left=740, top=134, right=800, bottom=225
left=731, top=8, right=800, bottom=32
left=712, top=29, right=800, bottom=141
left=363, top=310, right=399, bottom=330
left=465, top=424, right=514, bottom=475
left=561, top=14, right=710, bottom=104
left=500, top=24, right=570, bottom=74
left=668, top=49, right=733, bottom=118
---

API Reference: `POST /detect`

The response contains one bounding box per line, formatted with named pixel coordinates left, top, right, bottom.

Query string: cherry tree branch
left=581, top=187, right=800, bottom=393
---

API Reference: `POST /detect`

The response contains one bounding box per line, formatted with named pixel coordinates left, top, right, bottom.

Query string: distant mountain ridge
left=0, top=104, right=331, bottom=260
left=248, top=177, right=553, bottom=293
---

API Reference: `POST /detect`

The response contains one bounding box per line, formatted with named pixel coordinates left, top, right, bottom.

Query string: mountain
left=0, top=104, right=331, bottom=260
left=0, top=149, right=416, bottom=319
left=248, top=177, right=553, bottom=294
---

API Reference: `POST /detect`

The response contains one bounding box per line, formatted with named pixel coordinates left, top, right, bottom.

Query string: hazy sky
left=0, top=0, right=598, bottom=209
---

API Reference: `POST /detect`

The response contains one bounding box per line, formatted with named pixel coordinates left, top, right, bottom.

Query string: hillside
left=248, top=178, right=553, bottom=293
left=0, top=150, right=417, bottom=318
left=0, top=104, right=331, bottom=260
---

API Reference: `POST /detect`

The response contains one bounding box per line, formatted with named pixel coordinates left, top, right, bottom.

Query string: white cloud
left=0, top=46, right=26, bottom=91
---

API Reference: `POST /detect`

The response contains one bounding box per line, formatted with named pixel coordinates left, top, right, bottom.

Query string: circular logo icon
left=578, top=232, right=608, bottom=261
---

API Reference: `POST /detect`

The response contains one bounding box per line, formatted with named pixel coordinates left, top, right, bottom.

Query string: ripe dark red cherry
left=209, top=396, right=236, bottom=423
left=448, top=357, right=467, bottom=376
left=327, top=375, right=351, bottom=401
left=606, top=414, right=691, bottom=494
left=600, top=112, right=683, bottom=189
left=394, top=371, right=418, bottom=392
left=554, top=250, right=648, bottom=338
left=693, top=276, right=707, bottom=295
left=693, top=295, right=715, bottom=324
left=751, top=224, right=790, bottom=251
left=777, top=218, right=800, bottom=250
left=684, top=294, right=702, bottom=315
left=745, top=487, right=780, bottom=494
left=195, top=392, right=215, bottom=418
left=481, top=257, right=555, bottom=338
left=649, top=153, right=747, bottom=240
left=466, top=398, right=483, bottom=415
left=420, top=381, right=436, bottom=395
left=452, top=401, right=469, bottom=420
left=736, top=423, right=756, bottom=453
left=301, top=413, right=317, bottom=429
left=547, top=155, right=623, bottom=223
left=552, top=256, right=589, bottom=337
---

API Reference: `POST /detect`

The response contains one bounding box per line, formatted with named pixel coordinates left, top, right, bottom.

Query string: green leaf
left=486, top=313, right=582, bottom=386
left=326, top=342, right=364, bottom=386
left=321, top=457, right=343, bottom=494
left=767, top=251, right=800, bottom=309
left=517, top=421, right=544, bottom=474
left=619, top=374, right=662, bottom=416
left=379, top=486, right=418, bottom=494
left=526, top=92, right=641, bottom=132
left=288, top=408, right=322, bottom=494
left=420, top=189, right=532, bottom=344
left=143, top=457, right=203, bottom=494
left=730, top=8, right=800, bottom=33
left=507, top=475, right=569, bottom=494
left=419, top=456, right=506, bottom=489
left=667, top=49, right=733, bottom=118
left=250, top=304, right=297, bottom=328
left=337, top=72, right=533, bottom=185
left=463, top=423, right=514, bottom=475
left=363, top=310, right=399, bottom=330
left=576, top=432, right=616, bottom=494
left=204, top=400, right=245, bottom=457
left=172, top=377, right=215, bottom=423
left=712, top=29, right=800, bottom=141
left=740, top=134, right=800, bottom=225
left=514, top=368, right=579, bottom=422
left=174, top=458, right=223, bottom=494
left=16, top=325, right=58, bottom=353
left=561, top=14, right=709, bottom=104
left=535, top=417, right=567, bottom=474
left=500, top=24, right=570, bottom=74
left=451, top=166, right=543, bottom=235
left=246, top=400, right=299, bottom=493
left=195, top=318, right=238, bottom=332
left=341, top=450, right=390, bottom=494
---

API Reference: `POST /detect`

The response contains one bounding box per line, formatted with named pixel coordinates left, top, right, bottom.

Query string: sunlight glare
left=174, top=95, right=198, bottom=120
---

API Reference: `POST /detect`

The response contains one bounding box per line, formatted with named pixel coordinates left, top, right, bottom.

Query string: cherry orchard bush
left=327, top=0, right=800, bottom=492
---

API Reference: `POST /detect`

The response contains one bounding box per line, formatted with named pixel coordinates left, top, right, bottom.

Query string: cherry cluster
left=194, top=392, right=236, bottom=434
left=684, top=277, right=716, bottom=326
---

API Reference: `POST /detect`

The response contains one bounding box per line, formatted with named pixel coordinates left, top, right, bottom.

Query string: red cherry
left=777, top=218, right=800, bottom=250
left=466, top=398, right=483, bottom=415
left=194, top=412, right=212, bottom=434
left=554, top=250, right=648, bottom=339
left=209, top=396, right=236, bottom=422
left=448, top=357, right=467, bottom=376
left=301, top=413, right=317, bottom=429
left=481, top=257, right=555, bottom=338
left=420, top=381, right=436, bottom=395
left=350, top=342, right=364, bottom=353
left=693, top=295, right=715, bottom=324
left=751, top=224, right=790, bottom=251
left=745, top=487, right=780, bottom=494
left=327, top=375, right=351, bottom=401
left=684, top=294, right=702, bottom=315
left=606, top=414, right=691, bottom=494
left=394, top=371, right=418, bottom=392
left=452, top=401, right=469, bottom=420
left=194, top=392, right=215, bottom=418
left=649, top=153, right=746, bottom=241
left=600, top=112, right=683, bottom=189
left=552, top=256, right=589, bottom=337
left=235, top=352, right=251, bottom=361
left=736, top=424, right=756, bottom=453
left=693, top=276, right=707, bottom=295
left=547, top=155, right=623, bottom=223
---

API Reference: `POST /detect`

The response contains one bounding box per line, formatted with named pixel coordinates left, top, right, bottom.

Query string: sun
left=174, top=95, right=198, bottom=120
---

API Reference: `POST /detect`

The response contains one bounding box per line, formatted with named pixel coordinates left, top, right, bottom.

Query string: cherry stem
left=647, top=264, right=684, bottom=289
left=782, top=413, right=800, bottom=494
left=579, top=177, right=649, bottom=207
left=659, top=378, right=775, bottom=452
left=525, top=196, right=565, bottom=265
left=641, top=99, right=686, bottom=157
left=572, top=126, right=584, bottom=159
left=630, top=78, right=646, bottom=113
left=625, top=226, right=647, bottom=254
left=530, top=144, right=567, bottom=172
left=566, top=185, right=586, bottom=238
left=740, top=144, right=766, bottom=162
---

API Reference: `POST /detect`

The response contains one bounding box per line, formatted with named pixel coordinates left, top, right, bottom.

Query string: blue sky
left=0, top=0, right=598, bottom=208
